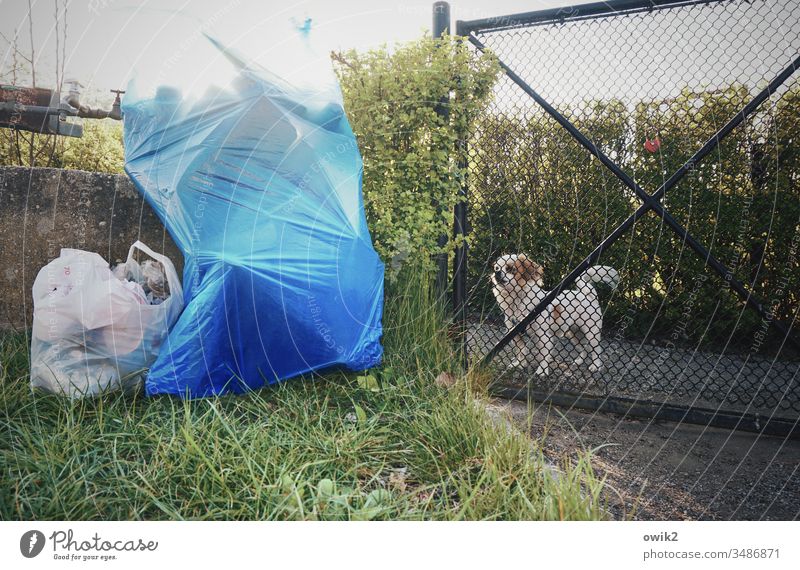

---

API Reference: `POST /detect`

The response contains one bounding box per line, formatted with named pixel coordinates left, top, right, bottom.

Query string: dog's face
left=491, top=253, right=544, bottom=290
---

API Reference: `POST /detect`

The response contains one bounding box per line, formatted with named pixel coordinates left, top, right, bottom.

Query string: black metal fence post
left=453, top=18, right=469, bottom=367
left=432, top=1, right=450, bottom=298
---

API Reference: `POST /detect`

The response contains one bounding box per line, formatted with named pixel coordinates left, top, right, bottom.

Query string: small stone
left=388, top=468, right=408, bottom=492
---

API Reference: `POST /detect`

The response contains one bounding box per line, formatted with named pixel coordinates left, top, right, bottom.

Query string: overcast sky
left=0, top=0, right=561, bottom=97
left=2, top=0, right=797, bottom=109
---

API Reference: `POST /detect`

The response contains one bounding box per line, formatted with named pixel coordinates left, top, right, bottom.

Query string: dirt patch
left=494, top=398, right=800, bottom=520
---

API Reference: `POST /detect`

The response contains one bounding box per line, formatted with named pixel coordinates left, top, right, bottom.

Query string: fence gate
left=452, top=0, right=800, bottom=437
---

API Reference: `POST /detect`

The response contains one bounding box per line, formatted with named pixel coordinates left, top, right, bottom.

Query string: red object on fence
left=644, top=137, right=661, bottom=153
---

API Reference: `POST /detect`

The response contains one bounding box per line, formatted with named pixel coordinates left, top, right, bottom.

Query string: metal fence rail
left=453, top=0, right=800, bottom=436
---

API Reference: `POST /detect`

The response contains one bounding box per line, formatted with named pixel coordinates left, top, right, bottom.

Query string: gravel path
left=469, top=321, right=800, bottom=418
left=495, top=398, right=800, bottom=520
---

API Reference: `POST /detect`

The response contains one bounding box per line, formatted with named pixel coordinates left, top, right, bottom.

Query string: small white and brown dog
left=491, top=254, right=618, bottom=375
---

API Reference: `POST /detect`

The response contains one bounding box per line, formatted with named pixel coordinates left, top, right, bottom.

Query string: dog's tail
left=577, top=265, right=619, bottom=291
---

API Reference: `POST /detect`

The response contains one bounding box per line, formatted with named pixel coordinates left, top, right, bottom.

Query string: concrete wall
left=0, top=166, right=182, bottom=330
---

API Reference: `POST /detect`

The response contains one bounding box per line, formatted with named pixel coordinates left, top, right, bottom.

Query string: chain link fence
left=455, top=0, right=800, bottom=434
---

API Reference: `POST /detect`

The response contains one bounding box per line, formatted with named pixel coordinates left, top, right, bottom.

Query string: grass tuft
left=1, top=268, right=606, bottom=520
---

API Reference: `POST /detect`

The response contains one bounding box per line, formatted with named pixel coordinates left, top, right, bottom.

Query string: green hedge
left=0, top=120, right=124, bottom=173
left=468, top=85, right=800, bottom=353
left=334, top=36, right=499, bottom=276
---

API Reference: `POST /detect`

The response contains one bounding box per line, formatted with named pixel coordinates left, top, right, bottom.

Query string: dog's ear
left=517, top=255, right=544, bottom=285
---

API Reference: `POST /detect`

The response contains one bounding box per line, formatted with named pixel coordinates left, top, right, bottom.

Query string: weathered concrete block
left=0, top=166, right=182, bottom=330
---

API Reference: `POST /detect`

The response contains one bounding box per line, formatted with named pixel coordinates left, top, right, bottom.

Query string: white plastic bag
left=30, top=241, right=184, bottom=397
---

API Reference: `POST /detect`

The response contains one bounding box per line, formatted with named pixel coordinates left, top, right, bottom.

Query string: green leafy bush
left=59, top=120, right=125, bottom=174
left=0, top=117, right=124, bottom=174
left=334, top=36, right=499, bottom=276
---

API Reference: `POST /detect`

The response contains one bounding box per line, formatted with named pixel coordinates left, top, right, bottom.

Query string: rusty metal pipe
left=64, top=90, right=122, bottom=120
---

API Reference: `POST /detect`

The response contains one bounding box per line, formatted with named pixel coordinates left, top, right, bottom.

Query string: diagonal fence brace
left=467, top=32, right=800, bottom=364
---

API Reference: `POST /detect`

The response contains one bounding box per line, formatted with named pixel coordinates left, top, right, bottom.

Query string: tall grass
left=0, top=268, right=606, bottom=520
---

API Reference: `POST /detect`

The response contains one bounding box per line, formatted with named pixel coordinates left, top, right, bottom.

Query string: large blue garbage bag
left=121, top=36, right=384, bottom=397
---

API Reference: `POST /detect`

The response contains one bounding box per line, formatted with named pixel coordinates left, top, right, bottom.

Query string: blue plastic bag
left=122, top=36, right=384, bottom=397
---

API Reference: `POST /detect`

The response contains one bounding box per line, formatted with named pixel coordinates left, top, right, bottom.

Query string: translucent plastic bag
left=30, top=241, right=184, bottom=397
left=122, top=34, right=384, bottom=397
